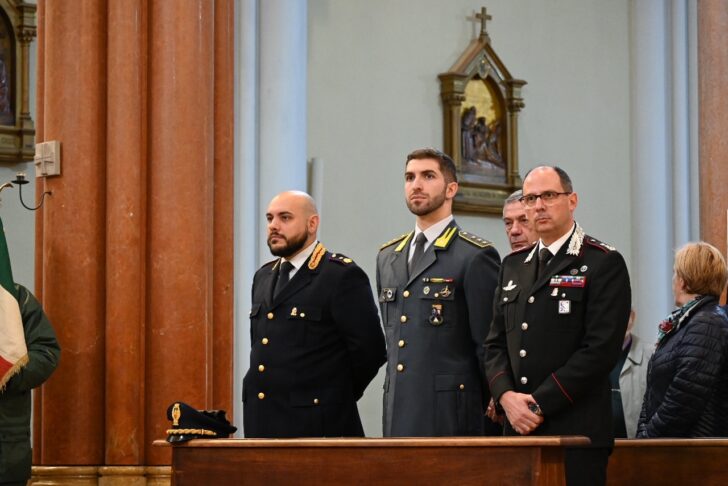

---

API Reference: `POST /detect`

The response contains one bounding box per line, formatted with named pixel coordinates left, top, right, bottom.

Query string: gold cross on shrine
left=475, top=7, right=492, bottom=42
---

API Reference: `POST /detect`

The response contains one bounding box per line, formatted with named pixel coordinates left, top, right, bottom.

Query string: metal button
left=258, top=392, right=265, bottom=400
left=262, top=337, right=269, bottom=345
left=313, top=398, right=319, bottom=405
left=400, top=315, right=408, bottom=323
left=403, top=290, right=410, bottom=298
left=300, top=312, right=306, bottom=318
left=434, top=293, right=440, bottom=298
left=519, top=350, right=527, bottom=358
left=528, top=296, right=535, bottom=303
left=503, top=297, right=509, bottom=302
left=459, top=384, right=465, bottom=390
left=520, top=377, right=528, bottom=385
left=521, top=323, right=528, bottom=331
left=258, top=364, right=265, bottom=372
left=398, top=340, right=405, bottom=348
left=267, top=312, right=274, bottom=319
left=397, top=363, right=405, bottom=372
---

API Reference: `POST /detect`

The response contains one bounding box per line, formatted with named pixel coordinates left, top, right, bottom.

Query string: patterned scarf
left=656, top=295, right=708, bottom=345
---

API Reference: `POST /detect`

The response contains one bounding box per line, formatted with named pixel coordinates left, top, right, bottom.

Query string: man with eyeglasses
left=485, top=166, right=631, bottom=486
left=377, top=148, right=501, bottom=437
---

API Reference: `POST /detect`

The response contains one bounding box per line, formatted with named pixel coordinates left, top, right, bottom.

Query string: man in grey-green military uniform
left=377, top=148, right=500, bottom=436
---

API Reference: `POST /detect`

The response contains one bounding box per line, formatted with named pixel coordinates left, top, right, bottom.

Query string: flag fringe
left=0, top=353, right=28, bottom=391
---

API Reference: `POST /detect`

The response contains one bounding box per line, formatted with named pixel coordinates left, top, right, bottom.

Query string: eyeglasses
left=519, top=191, right=571, bottom=207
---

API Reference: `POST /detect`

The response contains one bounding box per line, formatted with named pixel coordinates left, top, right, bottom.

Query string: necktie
left=274, top=261, right=294, bottom=297
left=409, top=232, right=428, bottom=276
left=538, top=248, right=552, bottom=279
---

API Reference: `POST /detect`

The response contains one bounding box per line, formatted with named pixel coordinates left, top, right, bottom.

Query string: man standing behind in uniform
left=503, top=189, right=538, bottom=252
left=377, top=148, right=500, bottom=437
left=485, top=166, right=631, bottom=485
left=244, top=191, right=386, bottom=438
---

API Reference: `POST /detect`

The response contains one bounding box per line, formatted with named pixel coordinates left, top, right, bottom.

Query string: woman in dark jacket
left=637, top=242, right=728, bottom=438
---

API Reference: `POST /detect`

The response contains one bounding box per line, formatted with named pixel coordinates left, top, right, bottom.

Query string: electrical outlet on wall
left=35, top=141, right=61, bottom=177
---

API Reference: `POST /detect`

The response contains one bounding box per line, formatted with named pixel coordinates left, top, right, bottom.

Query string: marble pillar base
left=31, top=466, right=171, bottom=486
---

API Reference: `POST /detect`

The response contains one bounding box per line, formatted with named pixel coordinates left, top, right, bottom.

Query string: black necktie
left=274, top=261, right=294, bottom=297
left=538, top=248, right=552, bottom=279
left=409, top=232, right=427, bottom=276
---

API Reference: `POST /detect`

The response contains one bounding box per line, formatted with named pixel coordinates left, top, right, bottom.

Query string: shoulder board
left=509, top=242, right=536, bottom=256
left=329, top=253, right=354, bottom=265
left=585, top=237, right=616, bottom=253
left=380, top=233, right=410, bottom=251
left=458, top=231, right=493, bottom=249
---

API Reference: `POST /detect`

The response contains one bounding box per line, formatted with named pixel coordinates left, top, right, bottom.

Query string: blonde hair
left=674, top=242, right=728, bottom=297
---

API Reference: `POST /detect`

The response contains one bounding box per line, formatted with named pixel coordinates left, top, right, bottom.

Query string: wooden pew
left=608, top=438, right=728, bottom=485
left=155, top=436, right=589, bottom=486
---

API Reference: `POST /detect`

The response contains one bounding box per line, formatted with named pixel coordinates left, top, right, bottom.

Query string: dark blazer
left=637, top=298, right=728, bottom=437
left=243, top=243, right=386, bottom=438
left=485, top=224, right=631, bottom=447
left=377, top=221, right=500, bottom=436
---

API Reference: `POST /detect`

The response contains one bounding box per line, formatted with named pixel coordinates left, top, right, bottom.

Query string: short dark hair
left=524, top=166, right=573, bottom=193
left=406, top=148, right=458, bottom=183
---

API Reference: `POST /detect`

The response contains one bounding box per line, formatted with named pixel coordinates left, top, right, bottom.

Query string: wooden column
left=33, top=0, right=234, bottom=480
left=699, top=0, right=728, bottom=280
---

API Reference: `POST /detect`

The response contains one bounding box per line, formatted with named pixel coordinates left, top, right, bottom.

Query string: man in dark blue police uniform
left=485, top=166, right=631, bottom=486
left=377, top=148, right=501, bottom=437
left=244, top=191, right=386, bottom=438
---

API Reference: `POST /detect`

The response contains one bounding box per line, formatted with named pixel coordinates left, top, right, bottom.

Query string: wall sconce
left=11, top=172, right=52, bottom=210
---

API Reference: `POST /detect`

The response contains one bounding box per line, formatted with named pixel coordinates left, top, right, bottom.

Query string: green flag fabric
left=0, top=217, right=27, bottom=389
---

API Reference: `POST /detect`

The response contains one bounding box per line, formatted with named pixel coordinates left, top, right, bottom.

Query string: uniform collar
left=412, top=215, right=454, bottom=252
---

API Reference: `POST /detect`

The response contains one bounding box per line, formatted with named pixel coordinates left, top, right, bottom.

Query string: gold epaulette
left=329, top=253, right=354, bottom=265
left=380, top=232, right=411, bottom=251
left=458, top=231, right=493, bottom=249
left=434, top=226, right=458, bottom=248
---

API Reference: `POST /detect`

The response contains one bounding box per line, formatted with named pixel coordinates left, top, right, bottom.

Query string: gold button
left=258, top=392, right=265, bottom=400
left=403, top=290, right=410, bottom=298
left=258, top=364, right=265, bottom=372
left=397, top=363, right=405, bottom=372
left=400, top=315, right=408, bottom=323
left=262, top=337, right=269, bottom=345
left=313, top=398, right=319, bottom=405
left=398, top=339, right=405, bottom=348
left=300, top=312, right=306, bottom=318
left=459, top=384, right=465, bottom=390
left=267, top=312, right=274, bottom=319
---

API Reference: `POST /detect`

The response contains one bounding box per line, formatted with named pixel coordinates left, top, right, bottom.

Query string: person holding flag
left=0, top=218, right=60, bottom=485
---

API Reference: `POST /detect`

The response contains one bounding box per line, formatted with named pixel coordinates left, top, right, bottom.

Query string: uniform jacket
left=243, top=243, right=386, bottom=438
left=485, top=224, right=631, bottom=447
left=0, top=285, right=60, bottom=482
left=377, top=221, right=500, bottom=437
left=637, top=299, right=728, bottom=438
left=619, top=333, right=654, bottom=438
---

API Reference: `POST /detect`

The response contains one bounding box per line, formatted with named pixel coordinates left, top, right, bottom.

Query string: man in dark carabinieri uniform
left=244, top=191, right=386, bottom=438
left=377, top=148, right=500, bottom=437
left=485, top=166, right=631, bottom=486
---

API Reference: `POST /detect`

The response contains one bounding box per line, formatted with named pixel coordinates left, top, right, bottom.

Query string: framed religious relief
left=0, top=0, right=35, bottom=163
left=439, top=8, right=526, bottom=214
